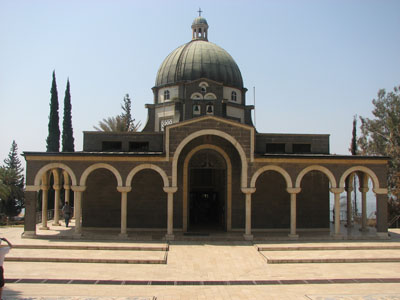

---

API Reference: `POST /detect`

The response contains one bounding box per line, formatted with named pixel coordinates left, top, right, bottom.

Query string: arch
left=126, top=164, right=169, bottom=188
left=62, top=170, right=71, bottom=186
left=172, top=129, right=248, bottom=188
left=295, top=165, right=337, bottom=188
left=182, top=144, right=232, bottom=231
left=34, top=163, right=77, bottom=187
left=251, top=165, right=293, bottom=189
left=339, top=166, right=380, bottom=190
left=190, top=92, right=203, bottom=99
left=80, top=163, right=123, bottom=187
left=199, top=81, right=209, bottom=88
left=204, top=92, right=216, bottom=100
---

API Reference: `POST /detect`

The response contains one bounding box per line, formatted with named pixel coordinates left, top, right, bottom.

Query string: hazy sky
left=1, top=0, right=399, bottom=164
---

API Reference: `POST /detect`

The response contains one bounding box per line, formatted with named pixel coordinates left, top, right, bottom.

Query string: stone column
left=71, top=185, right=86, bottom=237
left=53, top=184, right=61, bottom=226
left=287, top=187, right=301, bottom=238
left=374, top=188, right=389, bottom=238
left=359, top=186, right=369, bottom=231
left=164, top=187, right=177, bottom=240
left=242, top=187, right=256, bottom=241
left=345, top=180, right=353, bottom=227
left=40, top=185, right=49, bottom=230
left=117, top=186, right=131, bottom=238
left=64, top=184, right=72, bottom=217
left=330, top=188, right=344, bottom=237
left=24, top=186, right=40, bottom=237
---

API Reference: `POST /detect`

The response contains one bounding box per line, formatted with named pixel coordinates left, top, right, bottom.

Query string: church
left=23, top=14, right=389, bottom=240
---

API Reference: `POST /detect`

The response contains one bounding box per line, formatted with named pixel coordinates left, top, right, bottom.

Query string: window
left=102, top=141, right=122, bottom=152
left=129, top=142, right=149, bottom=152
left=164, top=90, right=170, bottom=101
left=193, top=104, right=201, bottom=115
left=266, top=143, right=285, bottom=154
left=293, top=144, right=311, bottom=153
left=160, top=118, right=173, bottom=131
left=206, top=103, right=213, bottom=115
left=231, top=91, right=237, bottom=101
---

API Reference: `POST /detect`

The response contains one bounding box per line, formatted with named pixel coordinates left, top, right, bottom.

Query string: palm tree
left=93, top=94, right=141, bottom=132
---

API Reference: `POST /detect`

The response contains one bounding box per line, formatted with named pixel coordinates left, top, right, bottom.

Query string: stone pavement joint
left=5, top=278, right=400, bottom=285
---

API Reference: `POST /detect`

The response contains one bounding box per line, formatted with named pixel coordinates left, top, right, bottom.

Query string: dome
left=192, top=16, right=208, bottom=26
left=155, top=40, right=244, bottom=88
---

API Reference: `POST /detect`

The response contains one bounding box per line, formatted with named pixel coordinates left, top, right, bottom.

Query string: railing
left=388, top=215, right=400, bottom=228
left=36, top=209, right=62, bottom=223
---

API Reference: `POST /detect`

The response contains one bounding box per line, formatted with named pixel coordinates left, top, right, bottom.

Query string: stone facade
left=22, top=15, right=390, bottom=240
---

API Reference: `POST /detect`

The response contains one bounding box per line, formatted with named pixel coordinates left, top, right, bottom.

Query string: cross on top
left=198, top=8, right=203, bottom=17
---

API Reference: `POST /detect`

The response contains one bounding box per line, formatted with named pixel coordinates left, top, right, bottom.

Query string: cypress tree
left=46, top=71, right=60, bottom=152
left=350, top=115, right=358, bottom=155
left=62, top=79, right=75, bottom=152
left=1, top=141, right=24, bottom=217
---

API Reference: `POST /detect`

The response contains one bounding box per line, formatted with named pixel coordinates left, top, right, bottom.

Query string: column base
left=165, top=234, right=175, bottom=241
left=22, top=231, right=36, bottom=238
left=331, top=233, right=343, bottom=239
left=243, top=234, right=253, bottom=241
left=119, top=233, right=128, bottom=239
left=359, top=227, right=369, bottom=232
left=288, top=234, right=299, bottom=239
left=53, top=222, right=61, bottom=226
left=345, top=223, right=354, bottom=228
left=39, top=226, right=49, bottom=230
left=377, top=232, right=389, bottom=239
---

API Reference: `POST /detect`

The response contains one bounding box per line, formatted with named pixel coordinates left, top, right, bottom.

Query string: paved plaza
left=1, top=224, right=400, bottom=299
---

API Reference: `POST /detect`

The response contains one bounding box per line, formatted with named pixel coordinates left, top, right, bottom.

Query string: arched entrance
left=188, top=149, right=227, bottom=232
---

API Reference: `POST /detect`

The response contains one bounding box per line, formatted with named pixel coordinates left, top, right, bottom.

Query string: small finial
left=198, top=8, right=203, bottom=17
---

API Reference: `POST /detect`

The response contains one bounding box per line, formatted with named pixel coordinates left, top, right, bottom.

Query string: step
left=256, top=244, right=400, bottom=251
left=6, top=248, right=167, bottom=264
left=259, top=249, right=400, bottom=264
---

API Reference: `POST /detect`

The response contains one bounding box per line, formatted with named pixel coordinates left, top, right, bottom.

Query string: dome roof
left=155, top=40, right=243, bottom=88
left=192, top=16, right=208, bottom=25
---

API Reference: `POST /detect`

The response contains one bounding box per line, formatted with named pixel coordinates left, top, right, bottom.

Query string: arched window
left=231, top=91, right=237, bottom=101
left=193, top=104, right=201, bottom=116
left=206, top=103, right=214, bottom=115
left=164, top=90, right=170, bottom=101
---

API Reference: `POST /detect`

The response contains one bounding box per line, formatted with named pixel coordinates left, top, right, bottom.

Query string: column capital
left=117, top=186, right=132, bottom=193
left=71, top=185, right=86, bottom=192
left=241, top=187, right=256, bottom=194
left=163, top=186, right=178, bottom=193
left=40, top=185, right=49, bottom=191
left=359, top=187, right=369, bottom=193
left=53, top=184, right=62, bottom=191
left=373, top=188, right=388, bottom=195
left=287, top=187, right=301, bottom=194
left=330, top=187, right=344, bottom=194
left=345, top=186, right=353, bottom=192
left=26, top=185, right=40, bottom=192
left=63, top=184, right=71, bottom=190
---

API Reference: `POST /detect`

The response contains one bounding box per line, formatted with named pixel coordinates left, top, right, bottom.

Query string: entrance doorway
left=188, top=150, right=226, bottom=232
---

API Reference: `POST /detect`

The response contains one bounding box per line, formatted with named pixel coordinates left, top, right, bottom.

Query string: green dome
left=155, top=40, right=243, bottom=88
left=192, top=16, right=208, bottom=26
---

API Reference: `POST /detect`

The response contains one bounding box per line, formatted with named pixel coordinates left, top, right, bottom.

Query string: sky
left=0, top=0, right=399, bottom=165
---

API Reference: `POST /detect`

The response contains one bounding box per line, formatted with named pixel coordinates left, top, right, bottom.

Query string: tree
left=358, top=84, right=400, bottom=200
left=94, top=94, right=141, bottom=132
left=62, top=79, right=75, bottom=152
left=46, top=71, right=60, bottom=152
left=349, top=115, right=358, bottom=155
left=0, top=141, right=24, bottom=218
left=94, top=116, right=127, bottom=132
left=349, top=115, right=359, bottom=216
